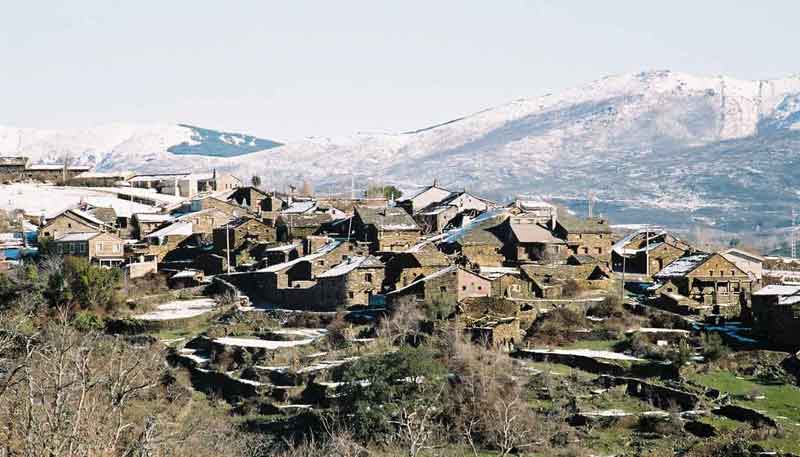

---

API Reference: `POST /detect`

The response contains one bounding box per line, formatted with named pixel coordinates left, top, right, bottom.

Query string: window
left=461, top=286, right=467, bottom=291
left=708, top=271, right=713, bottom=277
left=68, top=223, right=72, bottom=228
left=317, top=260, right=325, bottom=266
left=582, top=247, right=589, bottom=254
left=596, top=247, right=602, bottom=254
left=348, top=291, right=355, bottom=299
left=112, top=244, right=120, bottom=253
left=364, top=273, right=373, bottom=282
left=477, top=285, right=483, bottom=291
left=440, top=286, right=447, bottom=293
left=731, top=270, right=736, bottom=276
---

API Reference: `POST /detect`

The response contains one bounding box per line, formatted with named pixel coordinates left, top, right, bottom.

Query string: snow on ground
left=521, top=348, right=643, bottom=362
left=0, top=184, right=106, bottom=217
left=134, top=298, right=217, bottom=321
left=214, top=337, right=315, bottom=350
left=270, top=328, right=329, bottom=339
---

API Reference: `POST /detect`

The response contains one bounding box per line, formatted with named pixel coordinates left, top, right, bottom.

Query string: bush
left=71, top=311, right=105, bottom=332
left=589, top=295, right=624, bottom=318
left=701, top=332, right=728, bottom=362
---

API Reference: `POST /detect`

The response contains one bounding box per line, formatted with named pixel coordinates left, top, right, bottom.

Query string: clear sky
left=1, top=1, right=798, bottom=141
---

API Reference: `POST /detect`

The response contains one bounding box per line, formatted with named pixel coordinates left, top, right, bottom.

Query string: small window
left=348, top=291, right=354, bottom=299
left=596, top=247, right=602, bottom=254
left=364, top=273, right=373, bottom=282
left=708, top=271, right=713, bottom=277
left=477, top=285, right=482, bottom=291
left=461, top=286, right=467, bottom=291
left=68, top=223, right=72, bottom=228
left=440, top=286, right=447, bottom=293
left=731, top=270, right=736, bottom=276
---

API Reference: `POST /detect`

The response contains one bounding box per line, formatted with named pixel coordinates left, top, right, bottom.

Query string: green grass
left=562, top=339, right=622, bottom=351
left=688, top=370, right=800, bottom=422
left=688, top=369, right=800, bottom=454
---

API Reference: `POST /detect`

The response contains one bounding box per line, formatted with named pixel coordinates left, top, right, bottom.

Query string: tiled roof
left=356, top=206, right=419, bottom=231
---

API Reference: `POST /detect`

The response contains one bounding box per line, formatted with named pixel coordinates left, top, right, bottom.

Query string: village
left=3, top=155, right=800, bottom=456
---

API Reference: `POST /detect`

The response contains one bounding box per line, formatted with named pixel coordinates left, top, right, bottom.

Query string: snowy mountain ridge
left=3, top=69, right=800, bottom=233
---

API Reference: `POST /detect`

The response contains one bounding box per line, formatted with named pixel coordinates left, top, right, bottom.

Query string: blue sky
left=1, top=1, right=798, bottom=141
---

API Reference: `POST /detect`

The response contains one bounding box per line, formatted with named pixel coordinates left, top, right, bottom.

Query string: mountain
left=220, top=70, right=800, bottom=234
left=0, top=123, right=282, bottom=172
left=3, top=70, right=800, bottom=235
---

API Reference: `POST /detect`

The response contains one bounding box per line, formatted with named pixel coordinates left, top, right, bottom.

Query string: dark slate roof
left=90, top=207, right=117, bottom=224
left=557, top=213, right=612, bottom=234
left=459, top=228, right=504, bottom=247
left=510, top=222, right=565, bottom=244
left=356, top=206, right=419, bottom=231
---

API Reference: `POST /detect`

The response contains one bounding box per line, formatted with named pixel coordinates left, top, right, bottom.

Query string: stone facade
left=652, top=253, right=755, bottom=317
left=353, top=206, right=421, bottom=253
left=384, top=248, right=452, bottom=291
left=387, top=266, right=491, bottom=313
left=0, top=156, right=90, bottom=183
left=53, top=232, right=125, bottom=265
left=226, top=187, right=270, bottom=213
left=213, top=218, right=276, bottom=254
left=39, top=210, right=110, bottom=242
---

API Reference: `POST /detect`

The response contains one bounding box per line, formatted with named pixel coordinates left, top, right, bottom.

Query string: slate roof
left=654, top=253, right=712, bottom=279
left=54, top=232, right=101, bottom=242
left=316, top=255, right=383, bottom=278
left=90, top=207, right=117, bottom=225
left=355, top=206, right=419, bottom=231
left=509, top=222, right=565, bottom=244
left=557, top=213, right=612, bottom=234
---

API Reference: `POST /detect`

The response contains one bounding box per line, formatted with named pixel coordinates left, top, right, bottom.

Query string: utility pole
left=645, top=225, right=650, bottom=278
left=792, top=208, right=798, bottom=259
left=226, top=221, right=231, bottom=274
left=588, top=191, right=595, bottom=218
left=620, top=254, right=626, bottom=303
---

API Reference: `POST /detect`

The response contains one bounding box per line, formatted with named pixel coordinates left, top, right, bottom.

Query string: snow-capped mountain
left=0, top=123, right=282, bottom=172
left=218, top=70, right=800, bottom=233
left=4, top=70, right=800, bottom=233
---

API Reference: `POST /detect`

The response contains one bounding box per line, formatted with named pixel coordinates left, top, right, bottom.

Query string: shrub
left=71, top=311, right=105, bottom=332
left=701, top=332, right=728, bottom=362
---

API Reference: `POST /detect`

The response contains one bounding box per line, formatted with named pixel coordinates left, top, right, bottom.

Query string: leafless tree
left=379, top=296, right=423, bottom=345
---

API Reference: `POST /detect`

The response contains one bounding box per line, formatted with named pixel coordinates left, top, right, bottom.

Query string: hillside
left=3, top=70, right=800, bottom=234
left=0, top=123, right=282, bottom=172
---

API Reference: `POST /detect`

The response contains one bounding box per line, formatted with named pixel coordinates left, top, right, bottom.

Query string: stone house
left=68, top=171, right=134, bottom=187
left=52, top=232, right=125, bottom=266
left=173, top=208, right=233, bottom=235
left=478, top=267, right=534, bottom=299
left=226, top=186, right=270, bottom=213
left=188, top=196, right=245, bottom=217
left=651, top=252, right=754, bottom=317
left=141, top=221, right=194, bottom=261
left=131, top=213, right=174, bottom=239
left=0, top=156, right=90, bottom=183
left=554, top=214, right=612, bottom=262
left=612, top=230, right=693, bottom=276
left=386, top=265, right=491, bottom=314
left=443, top=222, right=507, bottom=267
left=520, top=263, right=611, bottom=298
left=39, top=209, right=113, bottom=242
left=130, top=171, right=241, bottom=198
left=213, top=217, right=275, bottom=254
left=751, top=284, right=800, bottom=348
left=414, top=191, right=495, bottom=233
left=504, top=219, right=569, bottom=264
left=353, top=206, right=421, bottom=253
left=384, top=247, right=452, bottom=291
left=255, top=243, right=301, bottom=267
left=275, top=213, right=332, bottom=241
left=396, top=182, right=452, bottom=215
left=457, top=296, right=522, bottom=350
left=316, top=256, right=385, bottom=310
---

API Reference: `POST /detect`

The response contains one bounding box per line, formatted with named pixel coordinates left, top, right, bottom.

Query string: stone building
left=275, top=213, right=332, bottom=241
left=0, top=156, right=91, bottom=183
left=414, top=191, right=495, bottom=233
left=478, top=267, right=534, bottom=299
left=612, top=230, right=693, bottom=276
left=213, top=217, right=275, bottom=254
left=226, top=186, right=270, bottom=213
left=457, top=296, right=522, bottom=350
left=554, top=214, right=612, bottom=262
left=52, top=232, right=125, bottom=266
left=68, top=171, right=134, bottom=187
left=396, top=182, right=452, bottom=215
left=188, top=196, right=245, bottom=217
left=39, top=209, right=113, bottom=242
left=316, top=256, right=385, bottom=310
left=172, top=208, right=233, bottom=235
left=129, top=171, right=241, bottom=198
left=651, top=252, right=754, bottom=317
left=386, top=265, right=491, bottom=315
left=352, top=206, right=421, bottom=253
left=384, top=247, right=452, bottom=291
left=504, top=219, right=569, bottom=264
left=442, top=222, right=507, bottom=267
left=131, top=213, right=174, bottom=239
left=751, top=284, right=800, bottom=348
